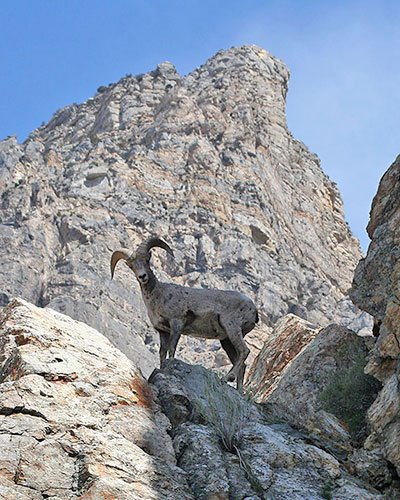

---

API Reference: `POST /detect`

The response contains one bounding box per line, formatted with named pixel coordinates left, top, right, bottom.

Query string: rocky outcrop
left=0, top=298, right=192, bottom=499
left=246, top=314, right=319, bottom=400
left=0, top=298, right=383, bottom=499
left=151, top=359, right=382, bottom=499
left=247, top=314, right=400, bottom=494
left=247, top=317, right=382, bottom=458
left=351, top=155, right=400, bottom=476
left=0, top=45, right=368, bottom=378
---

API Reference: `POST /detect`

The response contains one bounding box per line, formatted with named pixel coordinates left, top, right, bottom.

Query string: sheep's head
left=111, top=237, right=174, bottom=285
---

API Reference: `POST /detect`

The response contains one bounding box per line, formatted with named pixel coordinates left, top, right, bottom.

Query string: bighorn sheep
left=111, top=237, right=258, bottom=390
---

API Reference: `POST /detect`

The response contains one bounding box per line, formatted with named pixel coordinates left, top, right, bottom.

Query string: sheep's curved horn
left=136, top=237, right=174, bottom=257
left=110, top=249, right=132, bottom=279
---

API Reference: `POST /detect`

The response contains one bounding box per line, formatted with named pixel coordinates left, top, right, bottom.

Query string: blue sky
left=1, top=1, right=399, bottom=250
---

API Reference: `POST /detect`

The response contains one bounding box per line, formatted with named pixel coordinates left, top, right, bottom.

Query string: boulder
left=0, top=298, right=193, bottom=499
left=247, top=317, right=380, bottom=458
left=246, top=314, right=319, bottom=399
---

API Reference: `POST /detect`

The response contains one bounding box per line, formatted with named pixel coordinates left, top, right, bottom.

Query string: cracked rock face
left=0, top=298, right=192, bottom=499
left=351, top=155, right=400, bottom=476
left=0, top=45, right=368, bottom=377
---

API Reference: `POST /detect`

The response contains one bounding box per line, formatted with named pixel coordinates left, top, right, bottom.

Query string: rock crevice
left=351, top=155, right=400, bottom=478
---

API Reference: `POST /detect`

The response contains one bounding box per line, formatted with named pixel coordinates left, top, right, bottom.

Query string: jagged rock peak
left=29, top=45, right=289, bottom=144
left=188, top=44, right=289, bottom=85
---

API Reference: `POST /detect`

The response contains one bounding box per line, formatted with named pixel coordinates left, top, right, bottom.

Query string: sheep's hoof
left=225, top=372, right=236, bottom=383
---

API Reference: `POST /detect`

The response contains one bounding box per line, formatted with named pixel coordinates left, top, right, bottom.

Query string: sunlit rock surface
left=151, top=358, right=382, bottom=499
left=0, top=298, right=192, bottom=499
left=247, top=317, right=379, bottom=459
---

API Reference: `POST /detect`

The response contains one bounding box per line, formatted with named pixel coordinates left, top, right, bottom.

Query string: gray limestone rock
left=247, top=318, right=381, bottom=459
left=0, top=298, right=384, bottom=498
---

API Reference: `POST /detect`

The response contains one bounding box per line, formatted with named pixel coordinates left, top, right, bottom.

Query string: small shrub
left=320, top=480, right=334, bottom=499
left=195, top=372, right=251, bottom=452
left=319, top=345, right=381, bottom=444
left=195, top=373, right=268, bottom=497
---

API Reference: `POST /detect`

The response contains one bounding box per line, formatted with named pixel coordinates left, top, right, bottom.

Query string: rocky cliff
left=246, top=316, right=396, bottom=491
left=0, top=299, right=383, bottom=499
left=0, top=45, right=368, bottom=377
left=351, top=155, right=400, bottom=478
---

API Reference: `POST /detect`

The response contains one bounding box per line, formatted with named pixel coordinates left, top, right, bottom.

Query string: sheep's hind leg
left=236, top=364, right=246, bottom=393
left=220, top=318, right=249, bottom=390
left=220, top=338, right=245, bottom=392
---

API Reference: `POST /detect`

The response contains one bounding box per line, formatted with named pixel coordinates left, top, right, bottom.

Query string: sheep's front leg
left=158, top=330, right=169, bottom=368
left=168, top=319, right=183, bottom=359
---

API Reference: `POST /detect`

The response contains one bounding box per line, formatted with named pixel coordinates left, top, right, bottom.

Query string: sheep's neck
left=140, top=268, right=157, bottom=295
